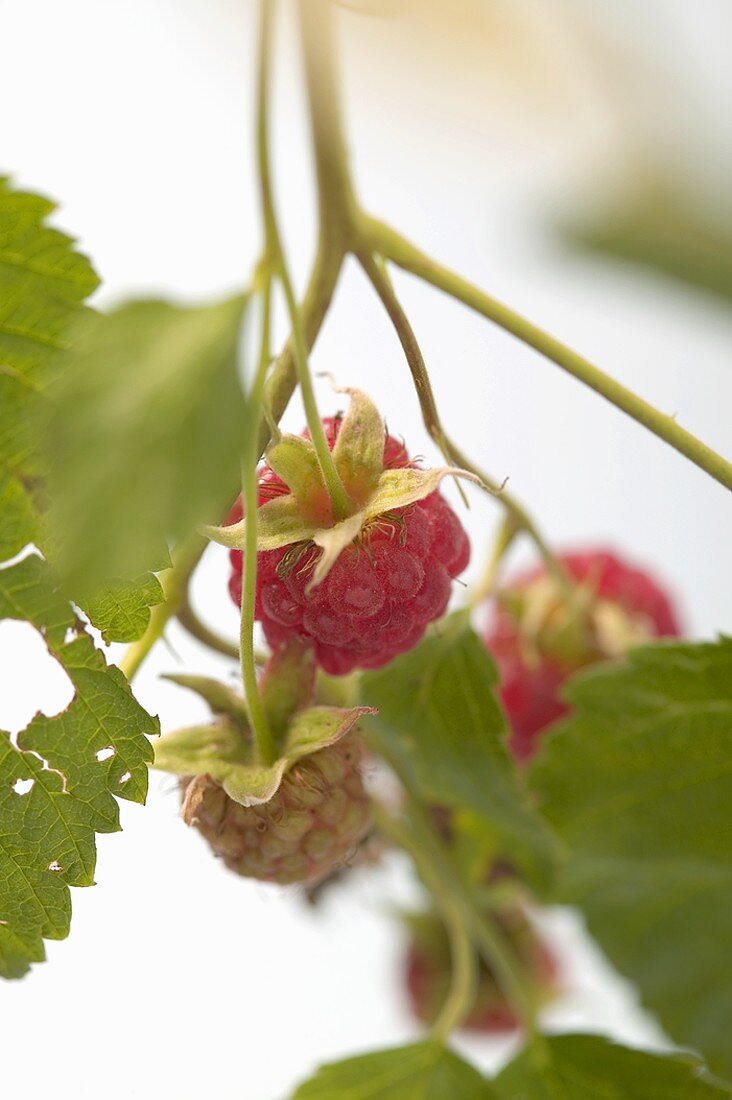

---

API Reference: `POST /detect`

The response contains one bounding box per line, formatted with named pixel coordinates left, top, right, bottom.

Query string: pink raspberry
left=228, top=417, right=470, bottom=674
left=485, top=549, right=681, bottom=762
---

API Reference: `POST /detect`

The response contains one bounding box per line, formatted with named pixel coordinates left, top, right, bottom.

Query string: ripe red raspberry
left=403, top=908, right=558, bottom=1033
left=180, top=734, right=371, bottom=886
left=228, top=416, right=470, bottom=674
left=485, top=549, right=681, bottom=762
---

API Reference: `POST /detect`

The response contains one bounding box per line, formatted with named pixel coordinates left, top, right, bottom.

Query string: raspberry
left=403, top=908, right=558, bottom=1033
left=181, top=734, right=371, bottom=886
left=227, top=416, right=470, bottom=674
left=485, top=549, right=681, bottom=762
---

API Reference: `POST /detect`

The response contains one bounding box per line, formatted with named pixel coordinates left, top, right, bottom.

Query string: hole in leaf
left=0, top=621, right=74, bottom=730
left=12, top=777, right=35, bottom=796
left=119, top=771, right=132, bottom=785
left=47, top=860, right=63, bottom=872
left=95, top=746, right=115, bottom=762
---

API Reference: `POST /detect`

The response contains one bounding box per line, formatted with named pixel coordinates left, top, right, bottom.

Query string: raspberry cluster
left=485, top=548, right=681, bottom=761
left=181, top=734, right=370, bottom=886
left=228, top=418, right=470, bottom=674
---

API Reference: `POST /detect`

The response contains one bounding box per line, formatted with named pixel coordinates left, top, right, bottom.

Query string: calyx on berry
left=205, top=386, right=479, bottom=592
left=154, top=638, right=374, bottom=808
left=496, top=563, right=663, bottom=670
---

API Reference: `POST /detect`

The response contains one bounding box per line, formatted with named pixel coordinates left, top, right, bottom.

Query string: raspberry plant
left=2, top=1, right=732, bottom=1095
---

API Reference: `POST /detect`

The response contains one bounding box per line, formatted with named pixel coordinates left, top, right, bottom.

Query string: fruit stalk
left=240, top=274, right=277, bottom=765
left=357, top=249, right=575, bottom=599
left=361, top=214, right=732, bottom=493
left=256, top=0, right=352, bottom=522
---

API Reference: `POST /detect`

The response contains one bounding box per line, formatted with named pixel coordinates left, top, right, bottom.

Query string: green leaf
left=564, top=178, right=732, bottom=306
left=495, top=1034, right=729, bottom=1099
left=0, top=177, right=99, bottom=383
left=0, top=468, right=40, bottom=561
left=291, top=1041, right=497, bottom=1099
left=154, top=704, right=373, bottom=807
left=0, top=177, right=99, bottom=566
left=0, top=553, right=72, bottom=646
left=529, top=639, right=732, bottom=1080
left=80, top=571, right=165, bottom=644
left=361, top=612, right=557, bottom=893
left=0, top=555, right=158, bottom=978
left=47, top=293, right=248, bottom=590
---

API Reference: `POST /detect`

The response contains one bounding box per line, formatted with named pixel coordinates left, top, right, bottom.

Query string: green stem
left=362, top=215, right=732, bottom=493
left=276, top=263, right=353, bottom=521
left=119, top=533, right=207, bottom=682
left=256, top=0, right=352, bottom=521
left=433, top=908, right=479, bottom=1042
left=176, top=593, right=239, bottom=661
left=373, top=806, right=478, bottom=1040
left=469, top=515, right=520, bottom=608
left=357, top=249, right=575, bottom=600
left=240, top=277, right=277, bottom=765
left=297, top=0, right=358, bottom=248
left=366, top=727, right=537, bottom=1034
left=374, top=801, right=536, bottom=1035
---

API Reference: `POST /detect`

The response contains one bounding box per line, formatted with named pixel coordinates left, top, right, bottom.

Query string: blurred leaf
left=529, top=639, right=732, bottom=1080
left=0, top=554, right=158, bottom=978
left=361, top=611, right=557, bottom=893
left=565, top=181, right=732, bottom=306
left=47, top=293, right=248, bottom=590
left=0, top=176, right=99, bottom=565
left=291, top=1040, right=497, bottom=1099
left=495, top=1034, right=729, bottom=1099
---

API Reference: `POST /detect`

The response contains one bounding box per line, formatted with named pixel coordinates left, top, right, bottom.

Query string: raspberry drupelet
left=180, top=733, right=371, bottom=886
left=228, top=417, right=470, bottom=675
left=485, top=548, right=681, bottom=762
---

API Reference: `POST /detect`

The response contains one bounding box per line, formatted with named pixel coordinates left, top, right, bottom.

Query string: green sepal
left=330, top=386, right=385, bottom=506
left=206, top=464, right=479, bottom=591
left=203, top=494, right=318, bottom=551
left=259, top=638, right=316, bottom=740
left=265, top=435, right=331, bottom=525
left=162, top=674, right=250, bottom=731
left=154, top=704, right=375, bottom=807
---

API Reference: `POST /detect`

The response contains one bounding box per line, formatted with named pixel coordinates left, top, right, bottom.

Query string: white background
left=1, top=1, right=731, bottom=1097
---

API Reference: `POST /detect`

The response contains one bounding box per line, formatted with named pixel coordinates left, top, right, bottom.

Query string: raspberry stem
left=256, top=0, right=353, bottom=524
left=119, top=532, right=208, bottom=682
left=240, top=275, right=277, bottom=766
left=373, top=798, right=539, bottom=1039
left=429, top=894, right=479, bottom=1042
left=356, top=248, right=577, bottom=602
left=360, top=215, right=732, bottom=494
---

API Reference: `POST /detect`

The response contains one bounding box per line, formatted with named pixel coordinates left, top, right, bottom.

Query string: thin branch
left=257, top=0, right=352, bottom=521
left=240, top=274, right=276, bottom=764
left=119, top=533, right=208, bottom=681
left=362, top=215, right=732, bottom=493
left=357, top=249, right=575, bottom=599
left=176, top=595, right=239, bottom=660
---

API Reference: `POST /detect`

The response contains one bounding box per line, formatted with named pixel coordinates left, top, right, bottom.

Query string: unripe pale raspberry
left=403, top=908, right=558, bottom=1033
left=227, top=416, right=470, bottom=674
left=181, top=734, right=371, bottom=886
left=485, top=548, right=681, bottom=762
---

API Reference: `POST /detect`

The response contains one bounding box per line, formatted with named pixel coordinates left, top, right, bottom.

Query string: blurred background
left=2, top=0, right=731, bottom=1096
